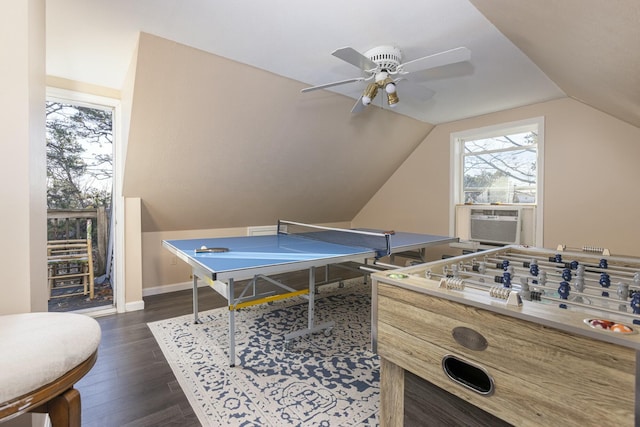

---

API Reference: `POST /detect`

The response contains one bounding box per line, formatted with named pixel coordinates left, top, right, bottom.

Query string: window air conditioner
left=469, top=207, right=521, bottom=245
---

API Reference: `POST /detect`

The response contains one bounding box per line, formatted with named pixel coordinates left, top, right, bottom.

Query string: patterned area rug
left=148, top=280, right=380, bottom=426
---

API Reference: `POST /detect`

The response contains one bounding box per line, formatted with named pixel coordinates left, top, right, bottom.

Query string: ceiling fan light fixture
left=362, top=82, right=378, bottom=106
left=382, top=79, right=396, bottom=94
left=302, top=44, right=470, bottom=115
left=387, top=91, right=399, bottom=107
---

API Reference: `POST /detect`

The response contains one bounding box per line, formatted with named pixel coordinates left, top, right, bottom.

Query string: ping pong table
left=162, top=220, right=457, bottom=366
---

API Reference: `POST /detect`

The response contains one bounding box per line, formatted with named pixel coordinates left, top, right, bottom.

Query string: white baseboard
left=143, top=280, right=208, bottom=297
left=125, top=300, right=145, bottom=312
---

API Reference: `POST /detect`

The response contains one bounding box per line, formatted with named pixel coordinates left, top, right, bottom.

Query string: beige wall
left=38, top=35, right=640, bottom=300
left=123, top=197, right=143, bottom=307
left=118, top=40, right=140, bottom=309
left=123, top=33, right=433, bottom=233
left=3, top=6, right=637, bottom=312
left=143, top=226, right=250, bottom=291
left=0, top=0, right=47, bottom=315
left=46, top=76, right=121, bottom=99
left=354, top=98, right=640, bottom=257
left=129, top=89, right=640, bottom=293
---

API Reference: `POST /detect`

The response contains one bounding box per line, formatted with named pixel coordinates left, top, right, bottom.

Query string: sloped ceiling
left=470, top=0, right=640, bottom=128
left=123, top=34, right=433, bottom=231
left=46, top=1, right=639, bottom=232
left=46, top=0, right=565, bottom=125
left=46, top=0, right=639, bottom=126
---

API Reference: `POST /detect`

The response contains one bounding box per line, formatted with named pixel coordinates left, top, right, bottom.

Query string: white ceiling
left=46, top=0, right=567, bottom=124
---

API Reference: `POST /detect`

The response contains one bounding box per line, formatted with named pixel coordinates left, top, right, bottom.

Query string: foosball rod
left=540, top=293, right=640, bottom=322
left=490, top=252, right=639, bottom=277
left=557, top=244, right=610, bottom=256
left=430, top=271, right=507, bottom=291
left=442, top=264, right=640, bottom=303
left=461, top=259, right=575, bottom=280
left=447, top=266, right=549, bottom=290
left=474, top=258, right=637, bottom=285
left=492, top=251, right=635, bottom=275
left=442, top=270, right=640, bottom=317
left=532, top=284, right=631, bottom=305
left=478, top=266, right=639, bottom=299
left=449, top=268, right=638, bottom=304
left=509, top=250, right=640, bottom=274
left=430, top=274, right=523, bottom=306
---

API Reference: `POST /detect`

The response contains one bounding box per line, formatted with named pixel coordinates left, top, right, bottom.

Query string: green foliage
left=46, top=102, right=113, bottom=209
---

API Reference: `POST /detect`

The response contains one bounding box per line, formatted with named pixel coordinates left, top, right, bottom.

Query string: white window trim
left=449, top=116, right=545, bottom=246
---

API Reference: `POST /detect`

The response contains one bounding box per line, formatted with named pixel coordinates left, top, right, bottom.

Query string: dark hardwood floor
left=76, top=267, right=359, bottom=427
left=76, top=286, right=223, bottom=427
left=76, top=267, right=508, bottom=427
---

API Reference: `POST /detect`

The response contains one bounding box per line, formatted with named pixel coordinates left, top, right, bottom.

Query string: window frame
left=449, top=117, right=544, bottom=245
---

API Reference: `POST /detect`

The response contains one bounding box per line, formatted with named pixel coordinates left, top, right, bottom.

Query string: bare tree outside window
left=462, top=131, right=537, bottom=204
left=46, top=101, right=113, bottom=210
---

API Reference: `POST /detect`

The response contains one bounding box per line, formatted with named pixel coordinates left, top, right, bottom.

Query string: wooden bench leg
left=48, top=264, right=55, bottom=299
left=82, top=264, right=89, bottom=296
left=33, top=387, right=81, bottom=427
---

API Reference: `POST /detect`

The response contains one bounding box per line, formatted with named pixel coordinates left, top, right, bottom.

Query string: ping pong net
left=277, top=220, right=391, bottom=259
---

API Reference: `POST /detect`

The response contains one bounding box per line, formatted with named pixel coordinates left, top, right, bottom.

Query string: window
left=450, top=117, right=544, bottom=246
left=451, top=117, right=544, bottom=205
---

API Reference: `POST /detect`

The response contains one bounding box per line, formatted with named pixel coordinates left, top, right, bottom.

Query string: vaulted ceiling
left=46, top=0, right=639, bottom=127
left=44, top=0, right=639, bottom=232
left=470, top=0, right=640, bottom=128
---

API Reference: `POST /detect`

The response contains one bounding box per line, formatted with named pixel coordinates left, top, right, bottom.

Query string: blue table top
left=163, top=231, right=455, bottom=281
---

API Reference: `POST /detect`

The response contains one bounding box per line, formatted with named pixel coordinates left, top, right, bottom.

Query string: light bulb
left=361, top=83, right=378, bottom=106
left=385, top=82, right=396, bottom=94
left=387, top=91, right=399, bottom=107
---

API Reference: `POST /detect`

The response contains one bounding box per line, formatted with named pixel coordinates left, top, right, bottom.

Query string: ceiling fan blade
left=398, top=47, right=471, bottom=75
left=351, top=96, right=367, bottom=114
left=332, top=47, right=378, bottom=71
left=395, top=78, right=436, bottom=102
left=301, top=77, right=364, bottom=93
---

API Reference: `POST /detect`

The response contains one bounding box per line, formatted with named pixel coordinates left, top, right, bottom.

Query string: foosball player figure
left=558, top=281, right=571, bottom=309
left=502, top=271, right=512, bottom=288
left=617, top=282, right=630, bottom=312
left=529, top=261, right=539, bottom=285
left=599, top=272, right=611, bottom=297
left=573, top=276, right=585, bottom=304
left=630, top=292, right=640, bottom=325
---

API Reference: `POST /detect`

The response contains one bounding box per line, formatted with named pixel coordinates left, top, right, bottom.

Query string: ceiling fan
left=301, top=45, right=471, bottom=113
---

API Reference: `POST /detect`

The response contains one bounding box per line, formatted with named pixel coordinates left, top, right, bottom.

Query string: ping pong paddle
left=195, top=246, right=230, bottom=253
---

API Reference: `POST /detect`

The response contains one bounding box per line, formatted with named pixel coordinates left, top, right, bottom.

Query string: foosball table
left=371, top=245, right=640, bottom=426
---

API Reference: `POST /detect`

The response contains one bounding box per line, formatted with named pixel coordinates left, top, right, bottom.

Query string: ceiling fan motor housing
left=364, top=45, right=403, bottom=72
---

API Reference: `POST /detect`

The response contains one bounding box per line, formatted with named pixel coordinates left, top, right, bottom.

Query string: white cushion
left=0, top=312, right=101, bottom=403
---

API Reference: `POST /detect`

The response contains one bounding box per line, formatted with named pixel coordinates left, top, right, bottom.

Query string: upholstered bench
left=0, top=312, right=101, bottom=426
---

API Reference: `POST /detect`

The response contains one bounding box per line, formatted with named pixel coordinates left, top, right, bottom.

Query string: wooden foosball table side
left=374, top=281, right=637, bottom=427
